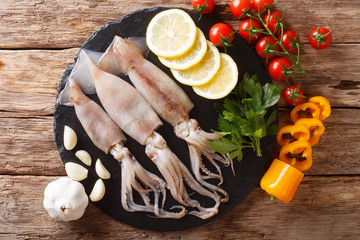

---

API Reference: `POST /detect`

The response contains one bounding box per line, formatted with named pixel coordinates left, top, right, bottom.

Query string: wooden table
left=1, top=0, right=359, bottom=239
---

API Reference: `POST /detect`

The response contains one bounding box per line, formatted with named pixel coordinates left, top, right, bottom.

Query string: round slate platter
left=54, top=7, right=276, bottom=231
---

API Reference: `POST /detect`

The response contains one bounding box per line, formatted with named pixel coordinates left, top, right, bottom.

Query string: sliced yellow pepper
left=260, top=158, right=304, bottom=203
left=279, top=140, right=313, bottom=172
left=308, top=96, right=331, bottom=121
left=295, top=118, right=325, bottom=146
left=276, top=124, right=310, bottom=146
left=290, top=102, right=320, bottom=123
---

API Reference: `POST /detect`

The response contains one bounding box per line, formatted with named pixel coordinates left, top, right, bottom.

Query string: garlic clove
left=89, top=179, right=105, bottom=202
left=65, top=162, right=88, bottom=181
left=75, top=150, right=92, bottom=166
left=63, top=126, right=77, bottom=150
left=95, top=158, right=111, bottom=179
left=43, top=177, right=89, bottom=221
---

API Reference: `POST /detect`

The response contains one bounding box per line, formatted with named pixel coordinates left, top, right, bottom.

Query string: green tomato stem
left=249, top=12, right=309, bottom=79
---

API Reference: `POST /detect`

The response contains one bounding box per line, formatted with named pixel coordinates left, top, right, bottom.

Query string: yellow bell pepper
left=295, top=118, right=325, bottom=146
left=276, top=124, right=310, bottom=146
left=279, top=140, right=313, bottom=171
left=260, top=159, right=304, bottom=203
left=290, top=102, right=321, bottom=123
left=308, top=96, right=331, bottom=121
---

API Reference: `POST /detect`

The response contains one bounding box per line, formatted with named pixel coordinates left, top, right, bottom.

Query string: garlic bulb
left=43, top=177, right=88, bottom=221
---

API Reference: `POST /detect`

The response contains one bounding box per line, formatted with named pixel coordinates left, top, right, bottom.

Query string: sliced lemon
left=158, top=28, right=207, bottom=70
left=171, top=41, right=221, bottom=86
left=193, top=53, right=239, bottom=99
left=146, top=9, right=197, bottom=58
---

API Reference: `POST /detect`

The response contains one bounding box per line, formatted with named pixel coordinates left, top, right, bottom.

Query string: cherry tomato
left=191, top=0, right=215, bottom=15
left=239, top=18, right=262, bottom=43
left=252, top=0, right=274, bottom=13
left=263, top=11, right=284, bottom=35
left=255, top=36, right=279, bottom=60
left=230, top=0, right=252, bottom=19
left=309, top=27, right=332, bottom=50
left=209, top=23, right=234, bottom=47
left=279, top=30, right=300, bottom=53
left=268, top=57, right=292, bottom=81
left=284, top=85, right=305, bottom=106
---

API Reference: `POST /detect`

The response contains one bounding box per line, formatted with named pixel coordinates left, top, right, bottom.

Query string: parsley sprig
left=210, top=73, right=280, bottom=161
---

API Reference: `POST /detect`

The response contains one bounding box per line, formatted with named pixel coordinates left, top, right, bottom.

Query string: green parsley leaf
left=211, top=73, right=280, bottom=162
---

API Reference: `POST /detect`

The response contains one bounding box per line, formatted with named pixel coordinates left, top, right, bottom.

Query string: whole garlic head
left=43, top=177, right=88, bottom=221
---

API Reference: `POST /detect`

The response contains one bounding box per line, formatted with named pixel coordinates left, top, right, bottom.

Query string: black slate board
left=54, top=7, right=276, bottom=231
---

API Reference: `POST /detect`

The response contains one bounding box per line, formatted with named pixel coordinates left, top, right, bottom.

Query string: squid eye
left=148, top=154, right=158, bottom=163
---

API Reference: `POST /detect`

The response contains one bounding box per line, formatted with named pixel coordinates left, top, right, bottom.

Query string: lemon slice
left=158, top=28, right=207, bottom=70
left=146, top=9, right=197, bottom=58
left=171, top=41, right=221, bottom=86
left=193, top=53, right=239, bottom=99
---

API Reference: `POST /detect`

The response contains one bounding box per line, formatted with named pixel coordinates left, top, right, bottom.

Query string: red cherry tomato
left=191, top=0, right=215, bottom=14
left=284, top=85, right=305, bottom=106
left=309, top=27, right=332, bottom=50
left=263, top=11, right=284, bottom=35
left=252, top=0, right=274, bottom=13
left=230, top=0, right=252, bottom=19
left=209, top=23, right=234, bottom=47
left=268, top=57, right=292, bottom=81
left=255, top=36, right=279, bottom=60
left=279, top=30, right=300, bottom=53
left=239, top=18, right=262, bottom=43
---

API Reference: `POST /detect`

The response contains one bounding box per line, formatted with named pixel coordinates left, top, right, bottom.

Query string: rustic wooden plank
left=215, top=0, right=360, bottom=46
left=276, top=44, right=360, bottom=107
left=0, top=44, right=359, bottom=117
left=0, top=0, right=359, bottom=48
left=0, top=108, right=358, bottom=176
left=0, top=48, right=78, bottom=117
left=0, top=175, right=358, bottom=239
left=0, top=116, right=65, bottom=176
left=0, top=0, right=188, bottom=49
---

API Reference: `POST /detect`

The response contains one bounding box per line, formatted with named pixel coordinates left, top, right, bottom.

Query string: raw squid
left=66, top=78, right=186, bottom=219
left=84, top=51, right=220, bottom=219
left=57, top=50, right=102, bottom=106
left=99, top=36, right=230, bottom=202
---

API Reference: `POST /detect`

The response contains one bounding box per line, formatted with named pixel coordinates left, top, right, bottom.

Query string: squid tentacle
left=182, top=173, right=220, bottom=219
left=188, top=145, right=229, bottom=203
left=112, top=144, right=187, bottom=219
left=174, top=119, right=231, bottom=199
left=188, top=144, right=222, bottom=182
left=145, top=132, right=220, bottom=219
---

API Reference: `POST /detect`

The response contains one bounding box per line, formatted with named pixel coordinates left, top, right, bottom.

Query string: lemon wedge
left=146, top=9, right=197, bottom=58
left=158, top=28, right=207, bottom=70
left=193, top=53, right=239, bottom=99
left=171, top=41, right=221, bottom=86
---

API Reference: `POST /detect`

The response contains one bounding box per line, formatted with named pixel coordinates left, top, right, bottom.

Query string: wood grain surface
left=1, top=0, right=359, bottom=48
left=0, top=0, right=359, bottom=239
left=1, top=175, right=359, bottom=239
